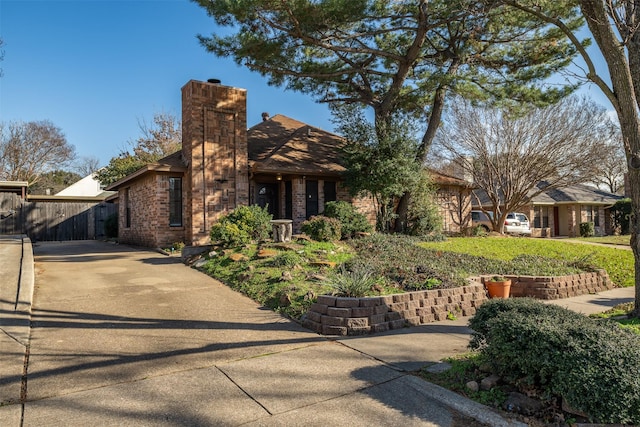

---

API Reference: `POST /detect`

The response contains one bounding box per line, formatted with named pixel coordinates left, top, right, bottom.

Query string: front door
left=257, top=183, right=279, bottom=218
left=306, top=180, right=318, bottom=219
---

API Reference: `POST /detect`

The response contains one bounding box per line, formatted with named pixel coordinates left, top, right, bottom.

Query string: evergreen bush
left=611, top=198, right=631, bottom=235
left=323, top=201, right=372, bottom=239
left=469, top=298, right=640, bottom=424
left=580, top=221, right=595, bottom=237
left=210, top=205, right=273, bottom=247
left=301, top=216, right=342, bottom=241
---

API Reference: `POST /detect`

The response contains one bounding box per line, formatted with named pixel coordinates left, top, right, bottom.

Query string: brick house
left=107, top=79, right=472, bottom=248
left=472, top=183, right=623, bottom=237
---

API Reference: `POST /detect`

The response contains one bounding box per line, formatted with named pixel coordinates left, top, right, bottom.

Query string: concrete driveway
left=1, top=240, right=516, bottom=426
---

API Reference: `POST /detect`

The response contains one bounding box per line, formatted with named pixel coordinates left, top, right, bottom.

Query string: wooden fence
left=0, top=193, right=117, bottom=241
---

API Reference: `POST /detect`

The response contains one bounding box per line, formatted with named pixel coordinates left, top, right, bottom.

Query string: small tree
left=334, top=106, right=423, bottom=232
left=435, top=96, right=612, bottom=233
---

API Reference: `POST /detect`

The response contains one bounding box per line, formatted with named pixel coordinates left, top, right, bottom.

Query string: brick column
left=181, top=80, right=248, bottom=245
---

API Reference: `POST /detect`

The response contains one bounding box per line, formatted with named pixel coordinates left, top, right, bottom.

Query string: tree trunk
left=394, top=84, right=449, bottom=233
left=580, top=0, right=640, bottom=316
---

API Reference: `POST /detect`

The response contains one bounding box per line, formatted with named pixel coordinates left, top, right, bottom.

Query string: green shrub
left=406, top=171, right=443, bottom=236
left=210, top=222, right=249, bottom=247
left=323, top=201, right=372, bottom=239
left=104, top=213, right=118, bottom=238
left=580, top=222, right=595, bottom=237
left=469, top=298, right=640, bottom=424
left=301, top=216, right=342, bottom=241
left=210, top=205, right=273, bottom=247
left=269, top=251, right=305, bottom=267
left=326, top=263, right=378, bottom=297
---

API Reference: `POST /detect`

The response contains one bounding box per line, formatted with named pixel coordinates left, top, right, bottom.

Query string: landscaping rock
left=480, top=374, right=500, bottom=390
left=280, top=271, right=293, bottom=282
left=229, top=253, right=249, bottom=262
left=193, top=259, right=207, bottom=269
left=257, top=249, right=278, bottom=258
left=562, top=397, right=588, bottom=418
left=502, top=392, right=543, bottom=415
left=310, top=261, right=336, bottom=268
left=279, top=293, right=292, bottom=306
left=465, top=380, right=480, bottom=393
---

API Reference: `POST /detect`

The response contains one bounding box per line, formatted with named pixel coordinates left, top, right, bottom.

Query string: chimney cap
left=207, top=78, right=222, bottom=84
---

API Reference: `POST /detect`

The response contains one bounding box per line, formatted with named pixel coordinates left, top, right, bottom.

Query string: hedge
left=469, top=298, right=640, bottom=424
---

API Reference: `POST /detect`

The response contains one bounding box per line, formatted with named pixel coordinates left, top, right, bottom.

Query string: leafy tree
left=501, top=0, right=640, bottom=315
left=29, top=170, right=82, bottom=195
left=334, top=107, right=423, bottom=232
left=96, top=112, right=181, bottom=186
left=435, top=96, right=611, bottom=233
left=0, top=120, right=76, bottom=186
left=194, top=0, right=584, bottom=229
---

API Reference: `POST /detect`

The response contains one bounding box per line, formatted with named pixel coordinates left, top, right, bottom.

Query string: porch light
left=276, top=174, right=282, bottom=181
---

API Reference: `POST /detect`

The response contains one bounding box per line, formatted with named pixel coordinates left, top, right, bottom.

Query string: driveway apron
left=15, top=241, right=483, bottom=426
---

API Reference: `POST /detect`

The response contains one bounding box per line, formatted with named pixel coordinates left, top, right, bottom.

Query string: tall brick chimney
left=181, top=79, right=249, bottom=245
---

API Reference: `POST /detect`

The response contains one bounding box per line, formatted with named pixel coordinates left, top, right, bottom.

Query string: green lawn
left=573, top=235, right=631, bottom=246
left=420, top=236, right=634, bottom=287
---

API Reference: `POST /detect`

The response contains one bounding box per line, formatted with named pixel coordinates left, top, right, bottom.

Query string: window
left=324, top=181, right=336, bottom=204
left=533, top=206, right=549, bottom=228
left=124, top=188, right=131, bottom=228
left=169, top=177, right=182, bottom=226
left=585, top=205, right=600, bottom=227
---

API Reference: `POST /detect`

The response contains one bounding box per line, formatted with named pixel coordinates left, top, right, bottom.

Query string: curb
left=406, top=375, right=528, bottom=427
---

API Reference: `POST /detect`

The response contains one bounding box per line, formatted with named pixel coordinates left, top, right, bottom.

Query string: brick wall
left=498, top=270, right=614, bottom=299
left=118, top=173, right=185, bottom=248
left=304, top=283, right=488, bottom=336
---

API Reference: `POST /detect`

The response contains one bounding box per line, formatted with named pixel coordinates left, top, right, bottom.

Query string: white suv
left=504, top=212, right=531, bottom=235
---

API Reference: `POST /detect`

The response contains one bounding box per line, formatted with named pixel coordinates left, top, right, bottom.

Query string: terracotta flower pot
left=485, top=279, right=511, bottom=298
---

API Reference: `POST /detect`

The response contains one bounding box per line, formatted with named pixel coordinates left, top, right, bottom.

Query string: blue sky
left=0, top=0, right=614, bottom=169
left=0, top=0, right=335, bottom=167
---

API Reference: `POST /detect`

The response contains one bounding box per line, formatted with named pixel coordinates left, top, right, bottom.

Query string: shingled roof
left=248, top=114, right=346, bottom=176
left=472, top=182, right=622, bottom=207
left=106, top=151, right=187, bottom=190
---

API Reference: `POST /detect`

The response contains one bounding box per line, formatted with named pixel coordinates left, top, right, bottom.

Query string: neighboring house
left=55, top=173, right=115, bottom=198
left=472, top=183, right=623, bottom=237
left=430, top=171, right=473, bottom=233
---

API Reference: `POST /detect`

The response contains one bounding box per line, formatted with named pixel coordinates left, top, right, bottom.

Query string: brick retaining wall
left=303, top=283, right=488, bottom=336
left=305, top=270, right=614, bottom=336
left=489, top=270, right=614, bottom=300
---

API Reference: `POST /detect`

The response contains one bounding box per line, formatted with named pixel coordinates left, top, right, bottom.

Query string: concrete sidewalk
left=0, top=238, right=634, bottom=426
